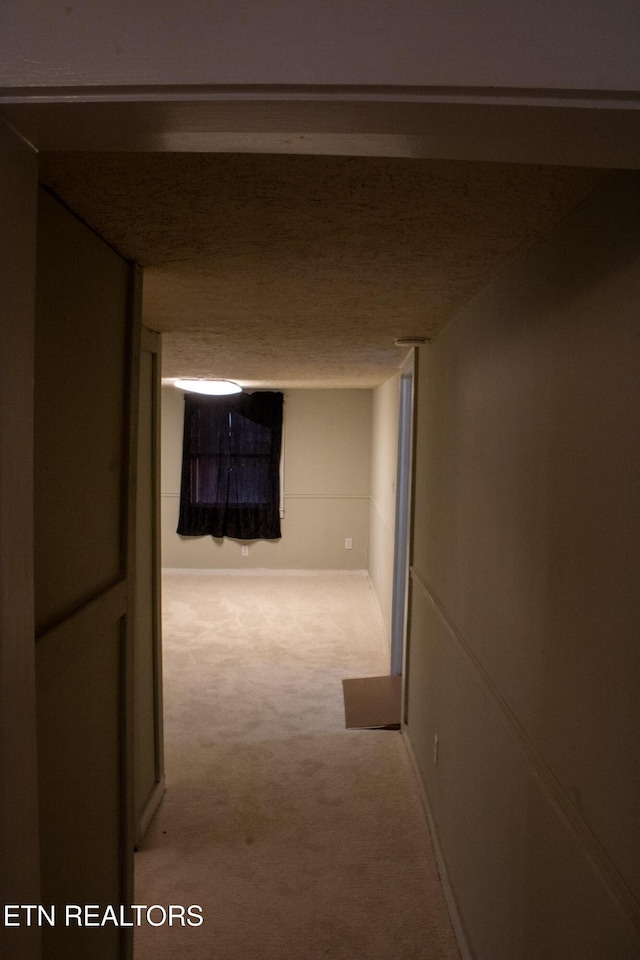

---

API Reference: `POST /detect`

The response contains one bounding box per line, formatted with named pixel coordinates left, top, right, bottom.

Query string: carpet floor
left=134, top=570, right=461, bottom=960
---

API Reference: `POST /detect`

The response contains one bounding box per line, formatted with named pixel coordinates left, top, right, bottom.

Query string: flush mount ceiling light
left=174, top=378, right=243, bottom=396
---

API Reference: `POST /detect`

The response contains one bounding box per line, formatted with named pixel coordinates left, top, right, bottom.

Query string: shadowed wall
left=405, top=172, right=640, bottom=960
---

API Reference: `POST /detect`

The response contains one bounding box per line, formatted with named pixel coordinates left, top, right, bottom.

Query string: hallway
left=134, top=571, right=460, bottom=960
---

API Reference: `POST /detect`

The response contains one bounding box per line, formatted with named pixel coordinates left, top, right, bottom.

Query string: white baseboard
left=401, top=726, right=475, bottom=960
left=136, top=776, right=166, bottom=849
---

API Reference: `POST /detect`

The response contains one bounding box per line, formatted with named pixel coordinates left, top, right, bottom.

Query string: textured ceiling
left=38, top=153, right=602, bottom=387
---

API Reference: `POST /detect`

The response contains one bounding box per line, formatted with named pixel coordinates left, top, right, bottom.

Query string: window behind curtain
left=177, top=391, right=283, bottom=540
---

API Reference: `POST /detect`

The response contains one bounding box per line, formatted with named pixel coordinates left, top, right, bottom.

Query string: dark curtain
left=177, top=391, right=283, bottom=540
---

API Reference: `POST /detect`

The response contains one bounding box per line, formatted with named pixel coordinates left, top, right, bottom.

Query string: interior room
left=2, top=8, right=640, bottom=960
left=24, top=148, right=640, bottom=960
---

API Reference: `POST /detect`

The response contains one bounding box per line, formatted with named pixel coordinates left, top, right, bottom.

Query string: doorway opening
left=132, top=367, right=421, bottom=956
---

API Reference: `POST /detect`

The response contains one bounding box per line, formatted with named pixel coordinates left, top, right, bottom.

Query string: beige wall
left=161, top=386, right=372, bottom=569
left=405, top=172, right=640, bottom=959
left=368, top=373, right=400, bottom=644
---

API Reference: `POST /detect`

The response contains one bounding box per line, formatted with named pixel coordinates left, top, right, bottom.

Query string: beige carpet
left=134, top=571, right=460, bottom=960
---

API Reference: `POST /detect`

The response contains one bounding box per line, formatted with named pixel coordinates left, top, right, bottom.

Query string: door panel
left=36, top=606, right=124, bottom=959
left=35, top=189, right=140, bottom=960
left=34, top=191, right=129, bottom=633
left=0, top=121, right=40, bottom=960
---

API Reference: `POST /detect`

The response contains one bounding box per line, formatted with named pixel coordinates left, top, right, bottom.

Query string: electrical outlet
left=241, top=545, right=249, bottom=557
left=433, top=734, right=439, bottom=766
left=345, top=537, right=353, bottom=550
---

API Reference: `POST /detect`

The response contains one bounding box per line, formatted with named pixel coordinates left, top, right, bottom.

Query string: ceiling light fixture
left=174, top=378, right=243, bottom=396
